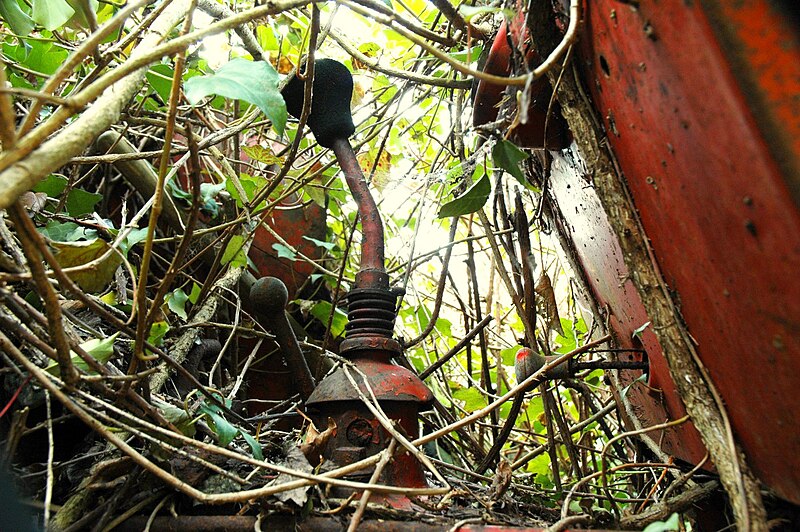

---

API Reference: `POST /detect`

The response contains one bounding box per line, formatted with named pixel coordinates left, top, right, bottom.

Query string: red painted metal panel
left=579, top=0, right=800, bottom=503
left=547, top=148, right=708, bottom=466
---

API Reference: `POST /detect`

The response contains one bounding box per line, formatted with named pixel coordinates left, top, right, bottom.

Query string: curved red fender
left=472, top=15, right=570, bottom=149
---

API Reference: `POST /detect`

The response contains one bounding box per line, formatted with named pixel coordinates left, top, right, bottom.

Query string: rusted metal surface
left=248, top=195, right=327, bottom=297
left=701, top=0, right=800, bottom=207
left=332, top=137, right=387, bottom=284
left=472, top=18, right=570, bottom=149
left=308, top=357, right=433, bottom=405
left=283, top=59, right=434, bottom=489
left=249, top=276, right=316, bottom=402
left=547, top=148, right=708, bottom=465
left=574, top=0, right=800, bottom=503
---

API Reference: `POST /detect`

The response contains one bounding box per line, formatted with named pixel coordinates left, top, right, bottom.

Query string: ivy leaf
left=491, top=140, right=527, bottom=181
left=118, top=227, right=148, bottom=256
left=303, top=184, right=327, bottom=207
left=50, top=238, right=121, bottom=293
left=22, top=41, right=70, bottom=77
left=146, top=63, right=174, bottom=102
left=308, top=301, right=348, bottom=338
left=155, top=400, right=196, bottom=437
left=150, top=324, right=170, bottom=350
left=184, top=58, right=286, bottom=135
left=0, top=0, right=34, bottom=36
left=452, top=387, right=486, bottom=412
left=302, top=236, right=335, bottom=251
left=199, top=402, right=238, bottom=447
left=32, top=0, right=74, bottom=31
left=643, top=513, right=680, bottom=532
left=188, top=283, right=202, bottom=304
left=40, top=221, right=96, bottom=242
left=256, top=25, right=278, bottom=52
left=46, top=333, right=119, bottom=376
left=242, top=145, right=281, bottom=165
left=221, top=235, right=247, bottom=268
left=437, top=172, right=490, bottom=218
left=167, top=288, right=189, bottom=320
left=272, top=243, right=297, bottom=260
left=66, top=189, right=102, bottom=217
left=240, top=430, right=264, bottom=461
left=492, top=139, right=530, bottom=187
left=33, top=175, right=68, bottom=198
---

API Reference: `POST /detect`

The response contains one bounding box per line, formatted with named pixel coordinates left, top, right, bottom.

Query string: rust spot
left=607, top=110, right=620, bottom=136
left=346, top=417, right=374, bottom=446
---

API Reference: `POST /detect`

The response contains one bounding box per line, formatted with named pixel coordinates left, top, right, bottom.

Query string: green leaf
left=33, top=175, right=68, bottom=198
left=256, top=24, right=278, bottom=52
left=65, top=0, right=98, bottom=28
left=501, top=346, right=521, bottom=366
left=32, top=0, right=74, bottom=31
left=119, top=227, right=148, bottom=256
left=167, top=288, right=189, bottom=320
left=449, top=46, right=482, bottom=63
left=188, top=283, right=202, bottom=304
left=156, top=401, right=195, bottom=437
left=40, top=220, right=96, bottom=242
left=66, top=189, right=102, bottom=217
left=554, top=318, right=578, bottom=354
left=272, top=242, right=296, bottom=261
left=452, top=387, right=486, bottom=412
left=184, top=58, right=286, bottom=135
left=50, top=238, right=121, bottom=293
left=492, top=139, right=531, bottom=187
left=22, top=41, right=70, bottom=77
left=415, top=304, right=431, bottom=330
left=242, top=145, right=281, bottom=165
left=357, top=42, right=381, bottom=58
left=226, top=172, right=268, bottom=207
left=167, top=178, right=192, bottom=203
left=146, top=63, right=175, bottom=102
left=0, top=0, right=34, bottom=36
left=240, top=430, right=264, bottom=461
left=302, top=236, right=335, bottom=251
left=308, top=300, right=348, bottom=338
left=525, top=395, right=545, bottom=420
left=148, top=321, right=169, bottom=347
left=199, top=403, right=238, bottom=447
left=303, top=184, right=326, bottom=208
left=221, top=235, right=247, bottom=268
left=643, top=513, right=680, bottom=532
left=45, top=333, right=118, bottom=376
left=435, top=317, right=452, bottom=337
left=437, top=172, right=491, bottom=218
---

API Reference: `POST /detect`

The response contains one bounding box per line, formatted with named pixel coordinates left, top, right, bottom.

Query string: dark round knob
left=281, top=58, right=356, bottom=149
left=250, top=276, right=289, bottom=314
